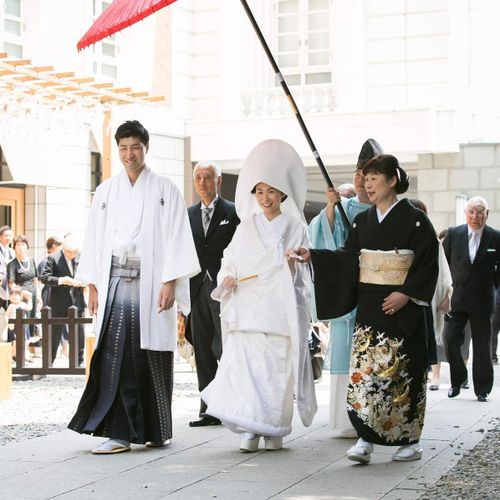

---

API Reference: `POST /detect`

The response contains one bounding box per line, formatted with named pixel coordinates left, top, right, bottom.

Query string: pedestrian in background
left=0, top=225, right=14, bottom=311
left=38, top=236, right=63, bottom=306
left=443, top=197, right=500, bottom=402
left=186, top=161, right=239, bottom=427
left=41, top=234, right=85, bottom=365
left=7, top=235, right=41, bottom=355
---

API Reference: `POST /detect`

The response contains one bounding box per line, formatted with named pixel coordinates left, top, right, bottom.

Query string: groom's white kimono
left=69, top=166, right=200, bottom=444
left=76, top=166, right=200, bottom=351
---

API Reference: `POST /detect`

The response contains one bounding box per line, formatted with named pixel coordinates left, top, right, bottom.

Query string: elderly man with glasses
left=443, top=197, right=500, bottom=402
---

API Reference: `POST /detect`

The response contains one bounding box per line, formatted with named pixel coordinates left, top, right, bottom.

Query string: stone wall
left=417, top=143, right=500, bottom=232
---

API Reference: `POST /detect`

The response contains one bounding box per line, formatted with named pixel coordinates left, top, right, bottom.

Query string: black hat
left=356, top=138, right=383, bottom=169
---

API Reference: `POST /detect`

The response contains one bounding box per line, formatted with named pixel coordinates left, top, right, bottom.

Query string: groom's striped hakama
left=69, top=258, right=173, bottom=444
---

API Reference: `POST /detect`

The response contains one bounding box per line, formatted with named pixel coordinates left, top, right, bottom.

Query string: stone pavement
left=0, top=363, right=498, bottom=500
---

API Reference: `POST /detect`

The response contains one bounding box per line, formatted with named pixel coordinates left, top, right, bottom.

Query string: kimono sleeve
left=290, top=223, right=312, bottom=290
left=308, top=205, right=348, bottom=251
left=310, top=217, right=360, bottom=320
left=75, top=188, right=101, bottom=286
left=211, top=236, right=239, bottom=303
left=160, top=182, right=200, bottom=283
left=398, top=214, right=439, bottom=303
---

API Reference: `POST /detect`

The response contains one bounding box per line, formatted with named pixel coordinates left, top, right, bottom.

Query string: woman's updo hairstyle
left=362, top=154, right=410, bottom=194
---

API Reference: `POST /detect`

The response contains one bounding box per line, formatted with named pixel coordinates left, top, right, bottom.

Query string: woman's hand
left=222, top=276, right=237, bottom=289
left=286, top=247, right=311, bottom=263
left=382, top=291, right=410, bottom=315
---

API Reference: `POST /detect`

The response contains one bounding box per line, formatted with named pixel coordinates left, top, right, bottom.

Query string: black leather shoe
left=448, top=387, right=460, bottom=398
left=189, top=416, right=221, bottom=427
left=461, top=380, right=470, bottom=389
left=477, top=393, right=489, bottom=402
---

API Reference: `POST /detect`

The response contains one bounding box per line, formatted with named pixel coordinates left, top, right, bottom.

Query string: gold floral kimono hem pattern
left=347, top=325, right=427, bottom=446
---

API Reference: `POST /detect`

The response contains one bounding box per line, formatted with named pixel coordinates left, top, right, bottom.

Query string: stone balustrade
left=241, top=83, right=336, bottom=117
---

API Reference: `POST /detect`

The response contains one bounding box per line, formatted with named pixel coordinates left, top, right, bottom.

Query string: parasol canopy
left=77, top=0, right=178, bottom=51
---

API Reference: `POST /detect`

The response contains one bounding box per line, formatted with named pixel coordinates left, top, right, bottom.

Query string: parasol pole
left=239, top=0, right=350, bottom=228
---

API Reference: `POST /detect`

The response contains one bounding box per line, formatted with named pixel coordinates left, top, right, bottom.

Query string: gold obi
left=359, top=249, right=415, bottom=286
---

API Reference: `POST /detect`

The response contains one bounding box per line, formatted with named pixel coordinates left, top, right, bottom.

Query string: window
left=0, top=146, right=13, bottom=182
left=91, top=152, right=102, bottom=192
left=101, top=63, right=117, bottom=79
left=5, top=0, right=21, bottom=17
left=91, top=1, right=118, bottom=80
left=2, top=0, right=23, bottom=58
left=276, top=0, right=332, bottom=86
left=3, top=42, right=22, bottom=58
left=4, top=19, right=20, bottom=36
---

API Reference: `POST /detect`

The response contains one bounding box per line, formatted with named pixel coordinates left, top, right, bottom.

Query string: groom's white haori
left=76, top=166, right=200, bottom=351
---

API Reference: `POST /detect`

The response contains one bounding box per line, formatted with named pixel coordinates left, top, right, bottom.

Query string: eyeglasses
left=465, top=209, right=487, bottom=216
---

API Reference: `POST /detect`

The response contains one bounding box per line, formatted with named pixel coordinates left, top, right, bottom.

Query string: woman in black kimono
left=292, top=155, right=438, bottom=464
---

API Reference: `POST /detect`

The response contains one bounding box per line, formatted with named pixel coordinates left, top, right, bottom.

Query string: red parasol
left=78, top=0, right=178, bottom=51
left=77, top=0, right=349, bottom=227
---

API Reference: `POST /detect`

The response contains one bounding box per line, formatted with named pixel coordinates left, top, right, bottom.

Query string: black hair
left=12, top=235, right=29, bottom=250
left=46, top=236, right=62, bottom=251
left=251, top=184, right=288, bottom=202
left=114, top=120, right=149, bottom=146
left=362, top=154, right=410, bottom=194
left=438, top=229, right=448, bottom=240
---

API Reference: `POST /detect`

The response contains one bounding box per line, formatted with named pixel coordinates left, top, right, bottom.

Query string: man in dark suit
left=41, top=234, right=86, bottom=365
left=187, top=161, right=239, bottom=426
left=443, top=197, right=500, bottom=402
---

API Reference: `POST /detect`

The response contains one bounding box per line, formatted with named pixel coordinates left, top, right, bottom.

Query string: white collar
left=201, top=195, right=218, bottom=210
left=376, top=199, right=400, bottom=223
left=123, top=165, right=149, bottom=190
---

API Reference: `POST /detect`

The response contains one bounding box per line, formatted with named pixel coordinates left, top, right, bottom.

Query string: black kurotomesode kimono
left=311, top=199, right=438, bottom=446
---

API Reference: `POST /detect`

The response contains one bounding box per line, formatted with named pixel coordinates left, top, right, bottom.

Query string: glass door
left=0, top=187, right=24, bottom=235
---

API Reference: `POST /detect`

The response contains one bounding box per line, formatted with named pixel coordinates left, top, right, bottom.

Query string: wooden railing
left=9, top=305, right=93, bottom=375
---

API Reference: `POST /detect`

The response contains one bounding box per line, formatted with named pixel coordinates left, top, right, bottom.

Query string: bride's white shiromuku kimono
left=201, top=139, right=317, bottom=438
left=202, top=213, right=316, bottom=436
